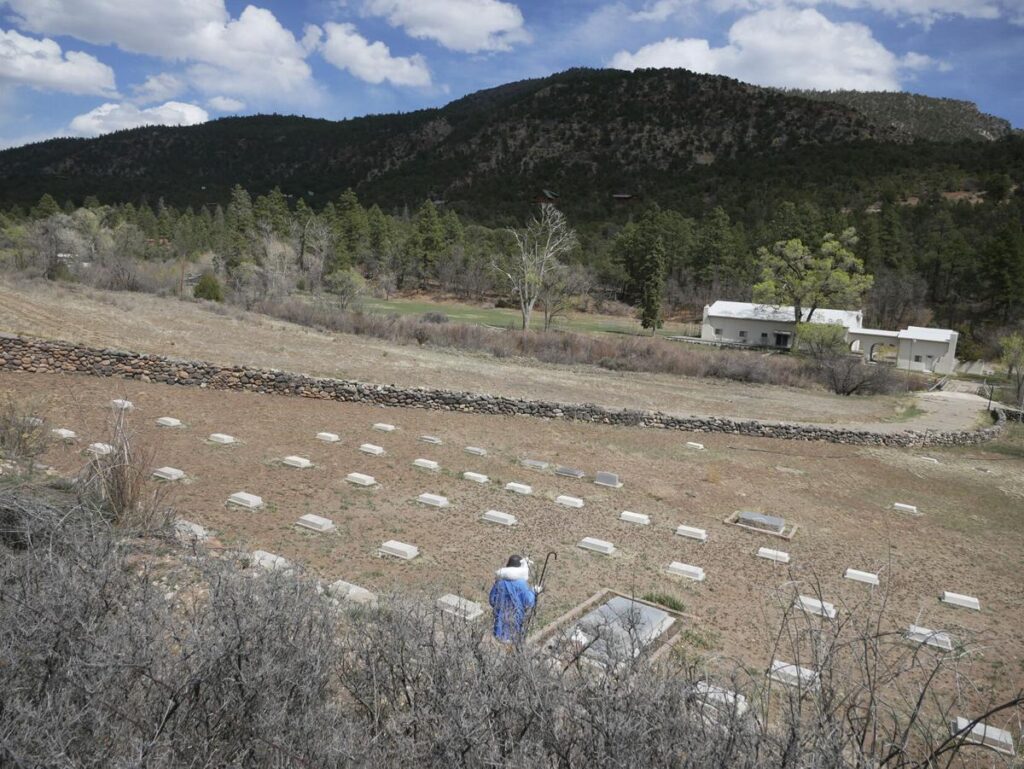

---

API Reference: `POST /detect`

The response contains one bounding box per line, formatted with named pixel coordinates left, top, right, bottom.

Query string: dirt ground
left=0, top=278, right=978, bottom=429
left=6, top=370, right=1022, bottom=703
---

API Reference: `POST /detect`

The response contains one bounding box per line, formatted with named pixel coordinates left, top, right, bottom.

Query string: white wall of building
left=700, top=315, right=798, bottom=347
left=897, top=334, right=958, bottom=375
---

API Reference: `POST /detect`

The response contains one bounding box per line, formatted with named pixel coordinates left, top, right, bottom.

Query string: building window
left=738, top=330, right=747, bottom=340
left=714, top=328, right=722, bottom=336
left=761, top=332, right=769, bottom=341
left=913, top=355, right=922, bottom=363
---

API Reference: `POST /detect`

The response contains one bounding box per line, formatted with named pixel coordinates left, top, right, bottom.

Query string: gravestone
left=686, top=442, right=705, bottom=451
left=844, top=568, right=880, bottom=586
left=893, top=502, right=918, bottom=514
left=919, top=456, right=940, bottom=464
left=209, top=433, right=236, bottom=445
left=152, top=466, right=185, bottom=481
left=667, top=561, right=705, bottom=581
left=416, top=493, right=449, bottom=508
left=283, top=455, right=313, bottom=469
left=327, top=579, right=377, bottom=605
left=156, top=417, right=182, bottom=428
left=578, top=537, right=615, bottom=555
left=419, top=435, right=442, bottom=445
left=555, top=466, right=586, bottom=479
left=296, top=513, right=335, bottom=533
left=173, top=519, right=209, bottom=543
left=482, top=510, right=517, bottom=526
left=556, top=495, right=584, bottom=508
left=413, top=458, right=440, bottom=472
left=505, top=482, right=532, bottom=495
left=941, top=591, right=980, bottom=611
left=87, top=442, right=113, bottom=456
left=675, top=525, right=708, bottom=542
left=737, top=511, right=785, bottom=533
left=359, top=443, right=385, bottom=456
left=594, top=471, right=622, bottom=489
left=251, top=550, right=290, bottom=571
left=566, top=596, right=674, bottom=665
left=111, top=399, right=134, bottom=411
left=906, top=625, right=953, bottom=651
left=346, top=472, right=377, bottom=486
left=756, top=547, right=790, bottom=564
left=52, top=428, right=77, bottom=440
left=794, top=595, right=837, bottom=619
left=521, top=459, right=549, bottom=471
left=464, top=446, right=487, bottom=456
left=950, top=717, right=1015, bottom=755
left=619, top=511, right=650, bottom=525
left=227, top=491, right=263, bottom=509
left=373, top=423, right=397, bottom=432
left=437, top=594, right=484, bottom=621
left=463, top=471, right=489, bottom=484
left=379, top=540, right=419, bottom=560
left=316, top=432, right=340, bottom=443
left=694, top=682, right=748, bottom=718
left=22, top=416, right=42, bottom=427
left=769, top=660, right=818, bottom=689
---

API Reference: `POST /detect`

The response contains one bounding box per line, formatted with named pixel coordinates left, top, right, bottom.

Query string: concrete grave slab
left=521, top=459, right=550, bottom=471
left=208, top=433, right=236, bottom=445
left=844, top=568, right=880, bottom=586
left=316, top=432, right=340, bottom=443
left=769, top=660, right=818, bottom=689
left=417, top=493, right=449, bottom=508
left=794, top=595, right=837, bottom=619
left=594, top=471, right=623, bottom=489
left=156, top=417, right=182, bottom=428
left=379, top=540, right=419, bottom=560
left=111, top=399, right=134, bottom=411
left=906, top=625, right=954, bottom=651
left=619, top=511, right=650, bottom=525
left=951, top=717, right=1015, bottom=755
left=437, top=594, right=484, bottom=621
left=675, top=525, right=708, bottom=542
left=419, top=435, right=442, bottom=445
left=413, top=458, right=440, bottom=472
left=578, top=537, right=615, bottom=555
left=482, top=510, right=517, bottom=526
left=372, top=423, right=397, bottom=432
left=297, top=513, right=335, bottom=533
left=359, top=443, right=385, bottom=456
left=556, top=495, right=584, bottom=508
left=153, top=466, right=185, bottom=481
left=463, top=471, right=489, bottom=484
left=894, top=502, right=919, bottom=514
left=941, top=591, right=980, bottom=611
left=464, top=446, right=487, bottom=456
left=327, top=579, right=377, bottom=605
left=756, top=547, right=790, bottom=564
left=686, top=442, right=705, bottom=450
left=173, top=519, right=209, bottom=543
left=346, top=472, right=377, bottom=486
left=251, top=550, right=290, bottom=571
left=86, top=442, right=112, bottom=456
left=667, top=561, right=705, bottom=581
left=694, top=682, right=748, bottom=718
left=561, top=596, right=673, bottom=665
left=52, top=428, right=77, bottom=440
left=726, top=510, right=797, bottom=539
left=555, top=466, right=586, bottom=479
left=505, top=482, right=532, bottom=495
left=227, top=491, right=263, bottom=509
left=283, top=455, right=313, bottom=469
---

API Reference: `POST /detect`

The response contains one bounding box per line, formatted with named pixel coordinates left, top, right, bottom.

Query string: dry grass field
left=6, top=369, right=1022, bottom=704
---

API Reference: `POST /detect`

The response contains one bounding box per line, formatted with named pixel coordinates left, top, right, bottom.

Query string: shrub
left=420, top=311, right=449, bottom=324
left=0, top=395, right=50, bottom=477
left=193, top=271, right=224, bottom=302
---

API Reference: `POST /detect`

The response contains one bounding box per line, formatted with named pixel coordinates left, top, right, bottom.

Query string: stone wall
left=0, top=334, right=1005, bottom=448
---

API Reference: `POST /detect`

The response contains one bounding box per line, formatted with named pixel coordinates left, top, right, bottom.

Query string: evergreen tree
left=254, top=187, right=292, bottom=238
left=411, top=200, right=445, bottom=278
left=334, top=189, right=369, bottom=257
left=638, top=236, right=666, bottom=334
left=224, top=184, right=256, bottom=269
left=31, top=194, right=61, bottom=219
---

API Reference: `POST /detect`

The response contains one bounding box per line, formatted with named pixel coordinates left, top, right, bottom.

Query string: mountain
left=0, top=68, right=1018, bottom=222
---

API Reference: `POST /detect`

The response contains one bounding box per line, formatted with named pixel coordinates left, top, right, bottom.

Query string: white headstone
left=578, top=537, right=615, bottom=555
left=413, top=458, right=440, bottom=472
left=521, top=459, right=549, bottom=471
left=379, top=540, right=419, bottom=560
left=893, top=502, right=918, bottom=514
left=437, top=594, right=484, bottom=621
left=844, top=568, right=880, bottom=586
left=296, top=513, right=335, bottom=533
left=111, top=399, right=134, bottom=411
left=555, top=466, right=586, bottom=479
left=372, top=422, right=396, bottom=432
left=505, top=482, right=532, bottom=495
left=52, top=428, right=77, bottom=440
left=619, top=511, right=650, bottom=525
left=556, top=495, right=584, bottom=509
left=667, top=561, right=705, bottom=581
left=482, top=510, right=517, bottom=526
left=951, top=717, right=1015, bottom=755
left=906, top=625, right=954, bottom=651
left=594, top=471, right=622, bottom=489
left=675, top=525, right=708, bottom=542
left=283, top=455, right=313, bottom=469
left=209, top=433, right=236, bottom=445
left=153, top=466, right=185, bottom=481
left=359, top=443, right=385, bottom=456
left=156, top=417, right=182, bottom=428
left=173, top=519, right=209, bottom=543
left=327, top=579, right=376, bottom=605
left=794, top=595, right=837, bottom=619
left=251, top=550, right=290, bottom=571
left=463, top=471, right=489, bottom=484
left=464, top=446, right=487, bottom=456
left=694, top=682, right=747, bottom=717
left=419, top=435, right=442, bottom=445
left=345, top=472, right=377, bottom=486
left=316, top=432, right=340, bottom=443
left=86, top=442, right=113, bottom=456
left=686, top=442, right=705, bottom=450
left=416, top=493, right=449, bottom=508
left=227, top=491, right=263, bottom=509
left=919, top=456, right=940, bottom=464
left=769, top=660, right=818, bottom=689
left=757, top=547, right=790, bottom=564
left=941, top=591, right=980, bottom=611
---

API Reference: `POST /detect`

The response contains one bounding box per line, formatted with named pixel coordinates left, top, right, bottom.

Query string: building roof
left=850, top=328, right=900, bottom=338
left=898, top=326, right=956, bottom=343
left=705, top=301, right=862, bottom=328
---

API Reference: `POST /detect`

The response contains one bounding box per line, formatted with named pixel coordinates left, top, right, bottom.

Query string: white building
left=701, top=301, right=958, bottom=375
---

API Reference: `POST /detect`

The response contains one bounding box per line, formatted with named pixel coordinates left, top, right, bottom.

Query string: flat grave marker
left=152, top=466, right=185, bottom=481
left=686, top=442, right=705, bottom=451
left=556, top=495, right=584, bottom=509
left=505, top=482, right=532, bottom=495
left=86, top=442, right=113, bottom=456
left=296, top=513, right=335, bottom=533
left=52, top=427, right=77, bottom=440
left=463, top=471, right=489, bottom=484
left=419, top=435, right=442, bottom=445
left=251, top=550, right=290, bottom=571
left=950, top=717, right=1015, bottom=755
left=667, top=561, right=705, bottom=581
left=111, top=399, right=134, bottom=411
left=282, top=455, right=313, bottom=469
left=437, top=594, right=484, bottom=621
left=555, top=466, right=586, bottom=479
left=173, top=519, right=209, bottom=543
left=345, top=472, right=377, bottom=487
left=482, top=510, right=517, bottom=526
left=769, top=660, right=818, bottom=689
left=619, top=511, right=650, bottom=525
left=413, top=458, right=440, bottom=472
left=359, top=443, right=385, bottom=456
left=727, top=510, right=797, bottom=539
left=940, top=591, right=980, bottom=611
left=794, top=595, right=837, bottom=620
left=416, top=493, right=449, bottom=508
left=464, top=446, right=487, bottom=456
left=844, top=568, right=880, bottom=586
left=156, top=417, right=182, bottom=428
left=521, top=459, right=550, bottom=471
left=577, top=537, right=615, bottom=555
left=594, top=471, right=623, bottom=489
left=316, top=432, right=340, bottom=443
left=327, top=579, right=377, bottom=605
left=756, top=547, right=790, bottom=564
left=209, top=433, right=236, bottom=445
left=227, top=491, right=263, bottom=509
left=675, top=525, right=708, bottom=542
left=694, top=682, right=748, bottom=718
left=893, top=502, right=919, bottom=514
left=372, top=423, right=397, bottom=433
left=379, top=540, right=419, bottom=560
left=906, top=624, right=954, bottom=651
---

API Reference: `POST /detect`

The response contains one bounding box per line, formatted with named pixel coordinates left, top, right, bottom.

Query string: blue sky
left=1, top=0, right=1022, bottom=149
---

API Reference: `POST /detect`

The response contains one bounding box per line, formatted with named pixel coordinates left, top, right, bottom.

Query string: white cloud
left=0, top=27, right=116, bottom=96
left=69, top=100, right=208, bottom=136
left=630, top=0, right=695, bottom=21
left=320, top=22, right=431, bottom=86
left=707, top=0, right=1009, bottom=25
left=207, top=95, right=245, bottom=111
left=132, top=72, right=185, bottom=103
left=362, top=0, right=530, bottom=52
left=609, top=7, right=940, bottom=90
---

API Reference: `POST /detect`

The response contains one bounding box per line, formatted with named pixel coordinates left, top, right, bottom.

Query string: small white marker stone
left=594, top=471, right=623, bottom=489
left=227, top=492, right=263, bottom=509
left=437, top=594, right=484, bottom=621
left=769, top=660, right=818, bottom=689
left=379, top=540, right=419, bottom=560
left=675, top=525, right=708, bottom=542
left=173, top=520, right=208, bottom=542
left=464, top=446, right=487, bottom=456
left=87, top=442, right=113, bottom=456
left=52, top=428, right=77, bottom=440
left=416, top=493, right=449, bottom=508
left=316, top=432, right=340, bottom=443
left=372, top=422, right=396, bottom=432
left=153, top=466, right=184, bottom=481
left=359, top=443, right=385, bottom=456
left=297, top=513, right=335, bottom=533
left=111, top=399, right=134, bottom=411
left=556, top=495, right=584, bottom=508
left=794, top=595, right=837, bottom=619
left=521, top=459, right=550, bottom=471
left=577, top=537, right=615, bottom=555
left=156, top=417, right=182, bottom=428
left=413, top=458, right=440, bottom=472
left=345, top=472, right=377, bottom=486
left=844, top=568, right=880, bottom=586
left=419, top=435, right=442, bottom=445
left=893, top=502, right=918, bottom=514
left=951, top=717, right=1015, bottom=755
left=505, top=482, right=532, bottom=495
left=667, top=561, right=705, bottom=581
left=686, top=442, right=705, bottom=450
left=283, top=455, right=313, bottom=469
left=463, top=471, right=489, bottom=484
left=619, top=511, right=650, bottom=525
left=482, top=510, right=517, bottom=526
left=251, top=550, right=290, bottom=571
left=757, top=547, right=790, bottom=564
left=906, top=625, right=953, bottom=651
left=694, top=683, right=748, bottom=717
left=327, top=580, right=377, bottom=605
left=209, top=433, right=236, bottom=445
left=941, top=591, right=980, bottom=611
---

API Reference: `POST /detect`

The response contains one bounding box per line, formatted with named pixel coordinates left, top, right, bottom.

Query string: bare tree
left=539, top=263, right=593, bottom=331
left=492, top=204, right=578, bottom=330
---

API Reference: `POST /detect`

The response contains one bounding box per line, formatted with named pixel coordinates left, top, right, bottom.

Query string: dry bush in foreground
left=0, top=394, right=51, bottom=477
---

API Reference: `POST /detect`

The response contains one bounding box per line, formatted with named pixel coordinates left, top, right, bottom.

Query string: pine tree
left=411, top=200, right=445, bottom=278
left=224, top=184, right=256, bottom=269
left=31, top=194, right=61, bottom=219
left=638, top=236, right=666, bottom=334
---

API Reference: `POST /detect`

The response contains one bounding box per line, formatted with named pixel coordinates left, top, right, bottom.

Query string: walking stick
left=522, top=551, right=557, bottom=638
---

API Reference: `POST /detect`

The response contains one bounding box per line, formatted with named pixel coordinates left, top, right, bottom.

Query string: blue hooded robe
left=489, top=563, right=536, bottom=642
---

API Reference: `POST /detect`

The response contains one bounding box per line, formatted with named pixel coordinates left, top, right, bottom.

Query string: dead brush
left=0, top=394, right=51, bottom=477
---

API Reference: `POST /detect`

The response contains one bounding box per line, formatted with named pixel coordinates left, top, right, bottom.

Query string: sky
left=1, top=0, right=1022, bottom=149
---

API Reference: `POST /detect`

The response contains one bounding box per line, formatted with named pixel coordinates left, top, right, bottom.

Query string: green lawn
left=360, top=296, right=697, bottom=338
